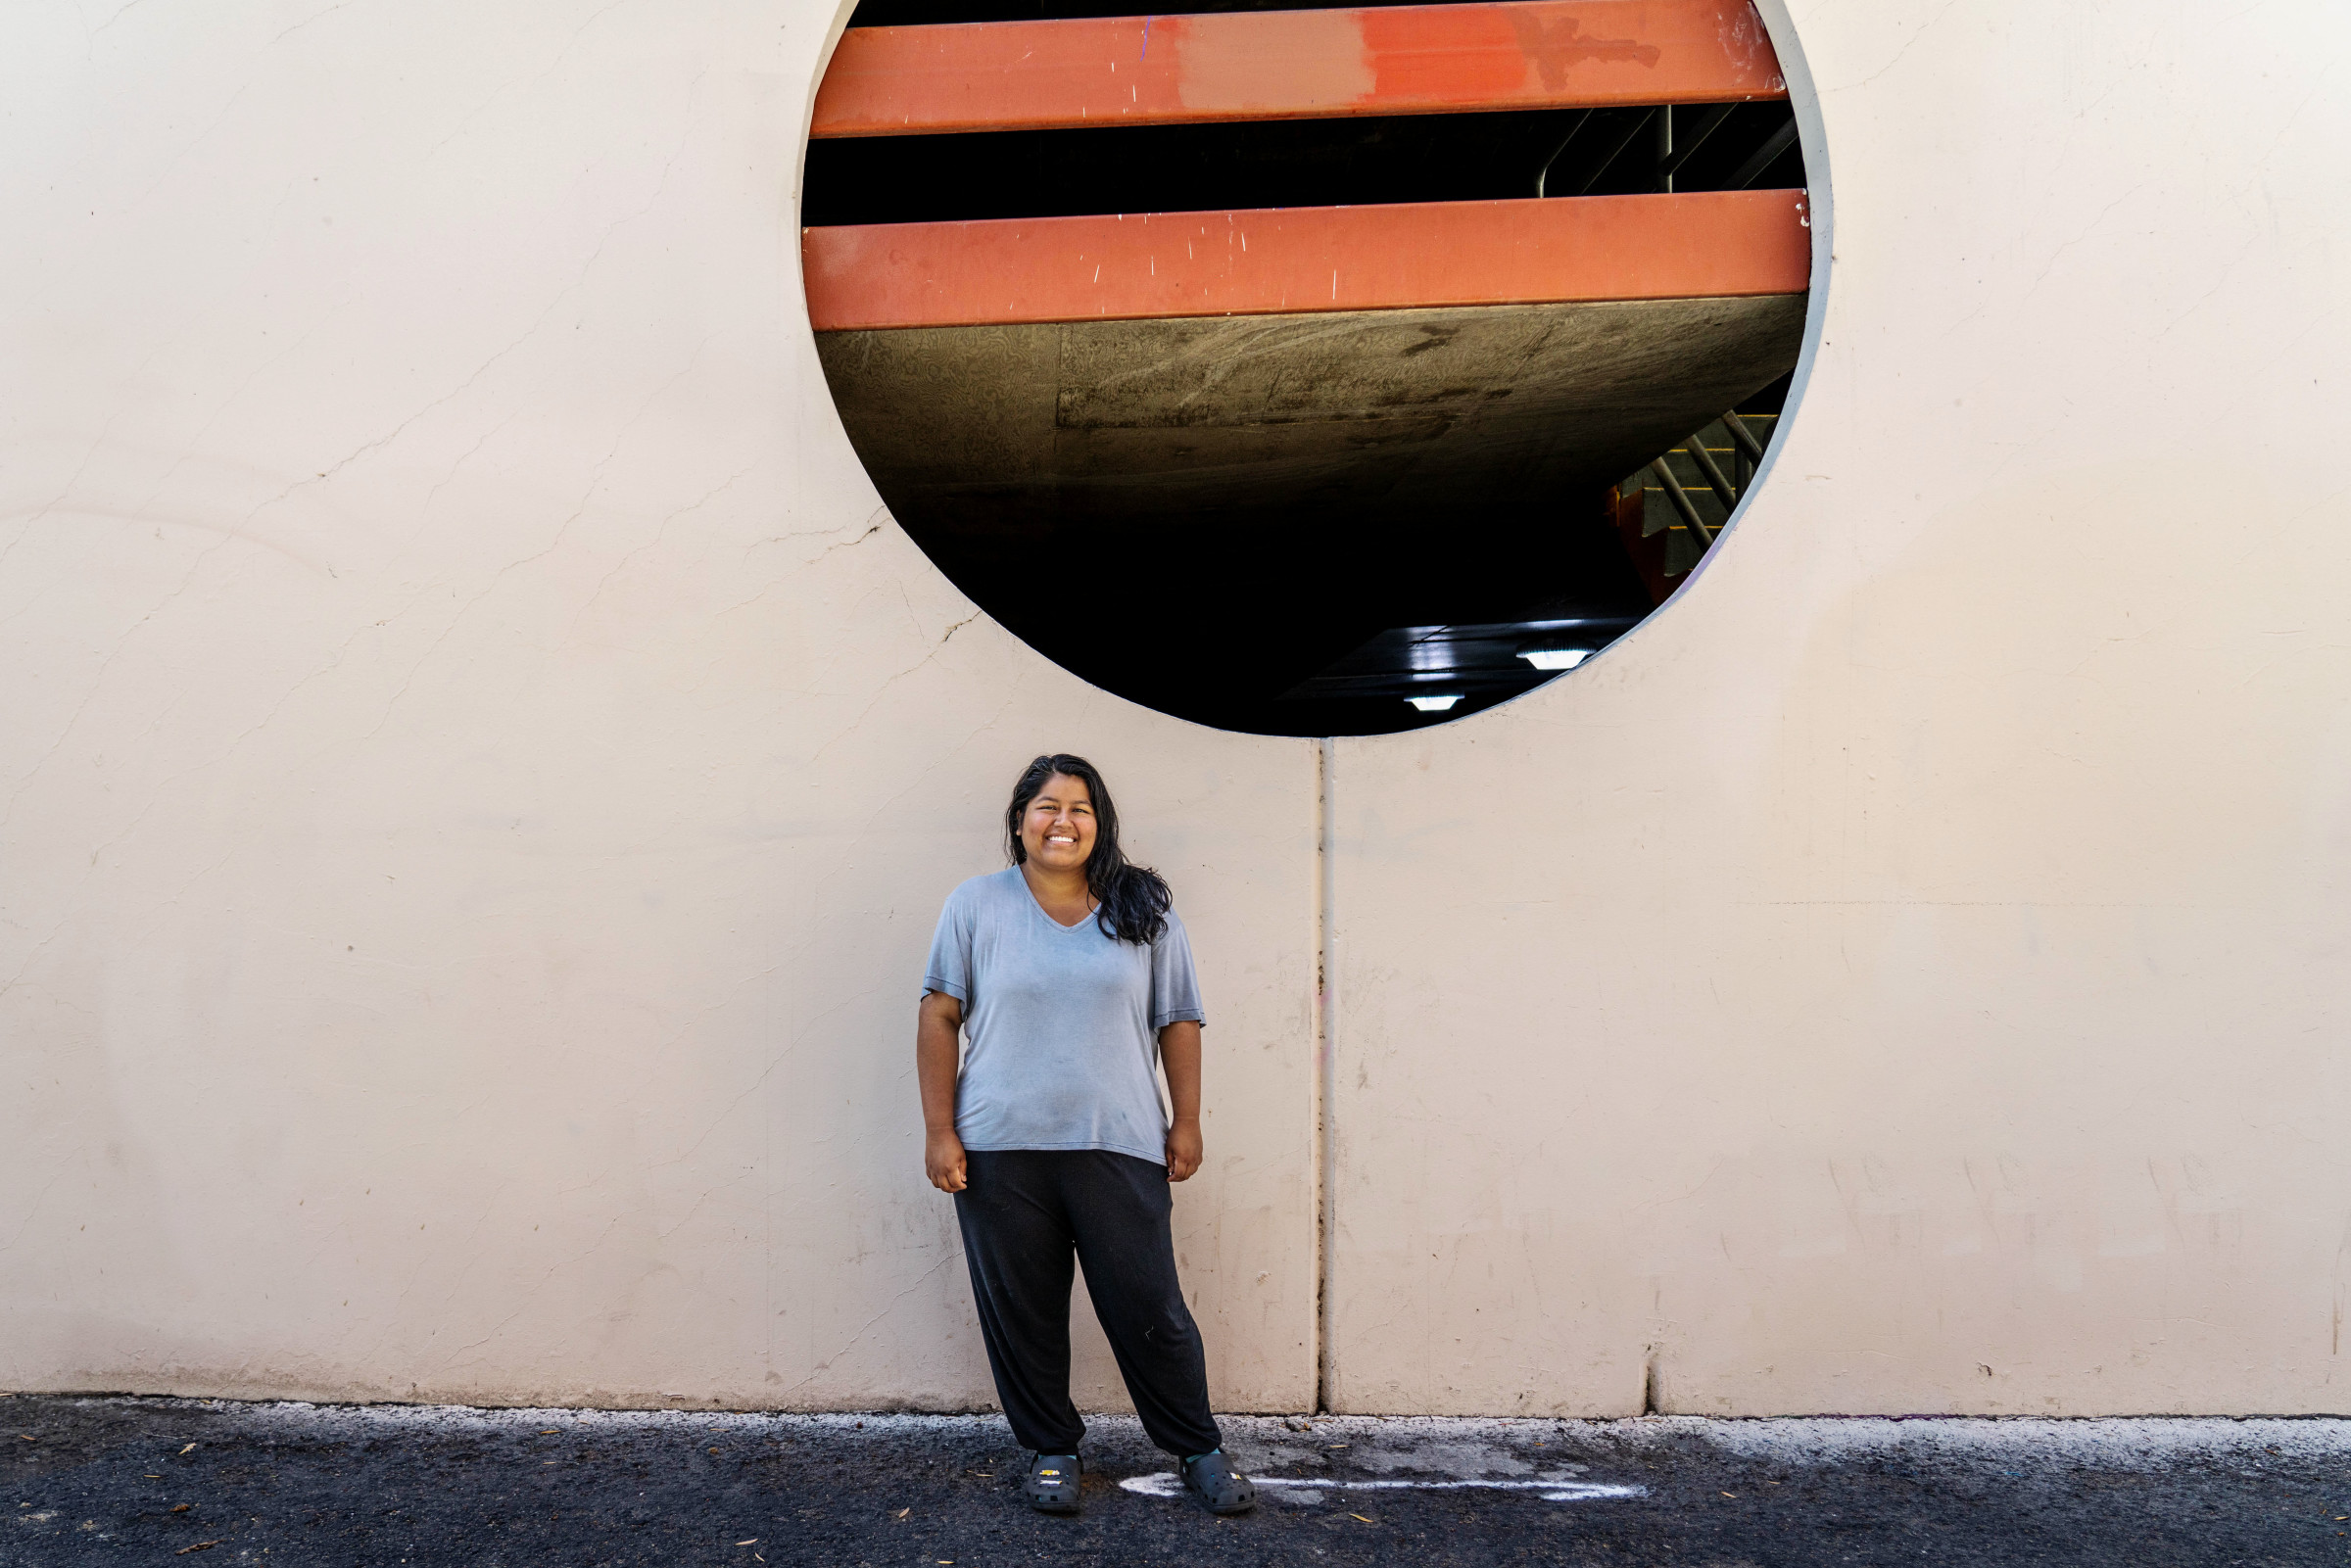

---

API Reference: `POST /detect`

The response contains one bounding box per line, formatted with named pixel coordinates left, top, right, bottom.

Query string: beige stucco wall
left=1326, top=1, right=2351, bottom=1414
left=5, top=0, right=2345, bottom=1417
left=0, top=0, right=1316, bottom=1411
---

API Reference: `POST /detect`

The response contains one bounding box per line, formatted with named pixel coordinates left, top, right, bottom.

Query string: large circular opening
left=803, top=0, right=1812, bottom=735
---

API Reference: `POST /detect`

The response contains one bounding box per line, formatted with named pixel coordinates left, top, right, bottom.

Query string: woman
left=917, top=754, right=1257, bottom=1517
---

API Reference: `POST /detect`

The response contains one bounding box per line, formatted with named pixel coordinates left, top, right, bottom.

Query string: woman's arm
left=917, top=990, right=967, bottom=1192
left=1160, top=1020, right=1203, bottom=1182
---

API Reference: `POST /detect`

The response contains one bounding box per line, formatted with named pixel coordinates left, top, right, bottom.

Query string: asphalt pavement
left=6, top=1394, right=2347, bottom=1565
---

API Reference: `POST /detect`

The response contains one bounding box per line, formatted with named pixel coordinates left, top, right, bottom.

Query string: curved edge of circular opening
left=1432, top=0, right=1832, bottom=736
left=791, top=0, right=878, bottom=342
left=1633, top=0, right=1833, bottom=606
left=789, top=0, right=1836, bottom=743
left=1678, top=0, right=1834, bottom=594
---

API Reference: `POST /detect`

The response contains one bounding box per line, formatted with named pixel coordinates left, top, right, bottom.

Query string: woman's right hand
left=926, top=1127, right=969, bottom=1193
left=916, top=990, right=968, bottom=1193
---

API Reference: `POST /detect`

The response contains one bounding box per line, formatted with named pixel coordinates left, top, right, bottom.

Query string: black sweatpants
left=953, top=1149, right=1222, bottom=1458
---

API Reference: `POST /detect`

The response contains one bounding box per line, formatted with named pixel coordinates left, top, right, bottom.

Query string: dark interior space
left=805, top=4, right=1809, bottom=736
left=804, top=102, right=1804, bottom=226
left=884, top=374, right=1793, bottom=736
left=923, top=467, right=1654, bottom=735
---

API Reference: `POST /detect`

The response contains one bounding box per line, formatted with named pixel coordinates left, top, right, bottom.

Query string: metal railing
left=1641, top=409, right=1771, bottom=562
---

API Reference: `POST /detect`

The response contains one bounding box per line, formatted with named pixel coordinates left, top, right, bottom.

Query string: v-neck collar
left=1020, top=871, right=1098, bottom=932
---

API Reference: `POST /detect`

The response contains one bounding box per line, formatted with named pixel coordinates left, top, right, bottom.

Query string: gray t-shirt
left=922, top=867, right=1205, bottom=1166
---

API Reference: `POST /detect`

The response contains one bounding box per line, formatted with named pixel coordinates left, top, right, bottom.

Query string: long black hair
left=1004, top=753, right=1172, bottom=945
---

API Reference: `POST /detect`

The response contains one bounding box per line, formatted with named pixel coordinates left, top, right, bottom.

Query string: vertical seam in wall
left=1313, top=736, right=1335, bottom=1413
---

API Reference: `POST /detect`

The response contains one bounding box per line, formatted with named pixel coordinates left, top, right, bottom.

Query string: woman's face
left=1021, top=774, right=1097, bottom=875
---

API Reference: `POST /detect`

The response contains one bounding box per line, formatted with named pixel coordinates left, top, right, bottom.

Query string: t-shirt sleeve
left=1148, top=913, right=1205, bottom=1030
left=922, top=885, right=975, bottom=1005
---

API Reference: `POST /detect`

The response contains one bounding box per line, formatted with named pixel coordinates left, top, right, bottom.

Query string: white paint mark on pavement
left=1118, top=1472, right=1644, bottom=1502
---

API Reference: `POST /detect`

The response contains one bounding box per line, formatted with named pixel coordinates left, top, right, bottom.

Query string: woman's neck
left=1020, top=858, right=1093, bottom=910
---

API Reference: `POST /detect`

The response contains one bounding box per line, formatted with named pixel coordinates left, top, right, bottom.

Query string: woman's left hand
left=1165, top=1117, right=1203, bottom=1182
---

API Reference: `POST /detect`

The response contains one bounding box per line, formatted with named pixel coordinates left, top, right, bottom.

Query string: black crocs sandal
left=1179, top=1449, right=1257, bottom=1514
left=1024, top=1452, right=1080, bottom=1514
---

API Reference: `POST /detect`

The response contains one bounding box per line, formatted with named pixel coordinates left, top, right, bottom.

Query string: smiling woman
left=802, top=0, right=1813, bottom=734
left=913, top=754, right=1258, bottom=1515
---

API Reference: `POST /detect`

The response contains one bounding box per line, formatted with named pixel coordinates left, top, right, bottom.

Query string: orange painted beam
left=802, top=189, right=1808, bottom=331
left=811, top=0, right=1787, bottom=138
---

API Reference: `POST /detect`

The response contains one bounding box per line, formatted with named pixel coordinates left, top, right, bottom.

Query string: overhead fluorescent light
left=1517, top=648, right=1592, bottom=671
left=1406, top=694, right=1463, bottom=712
